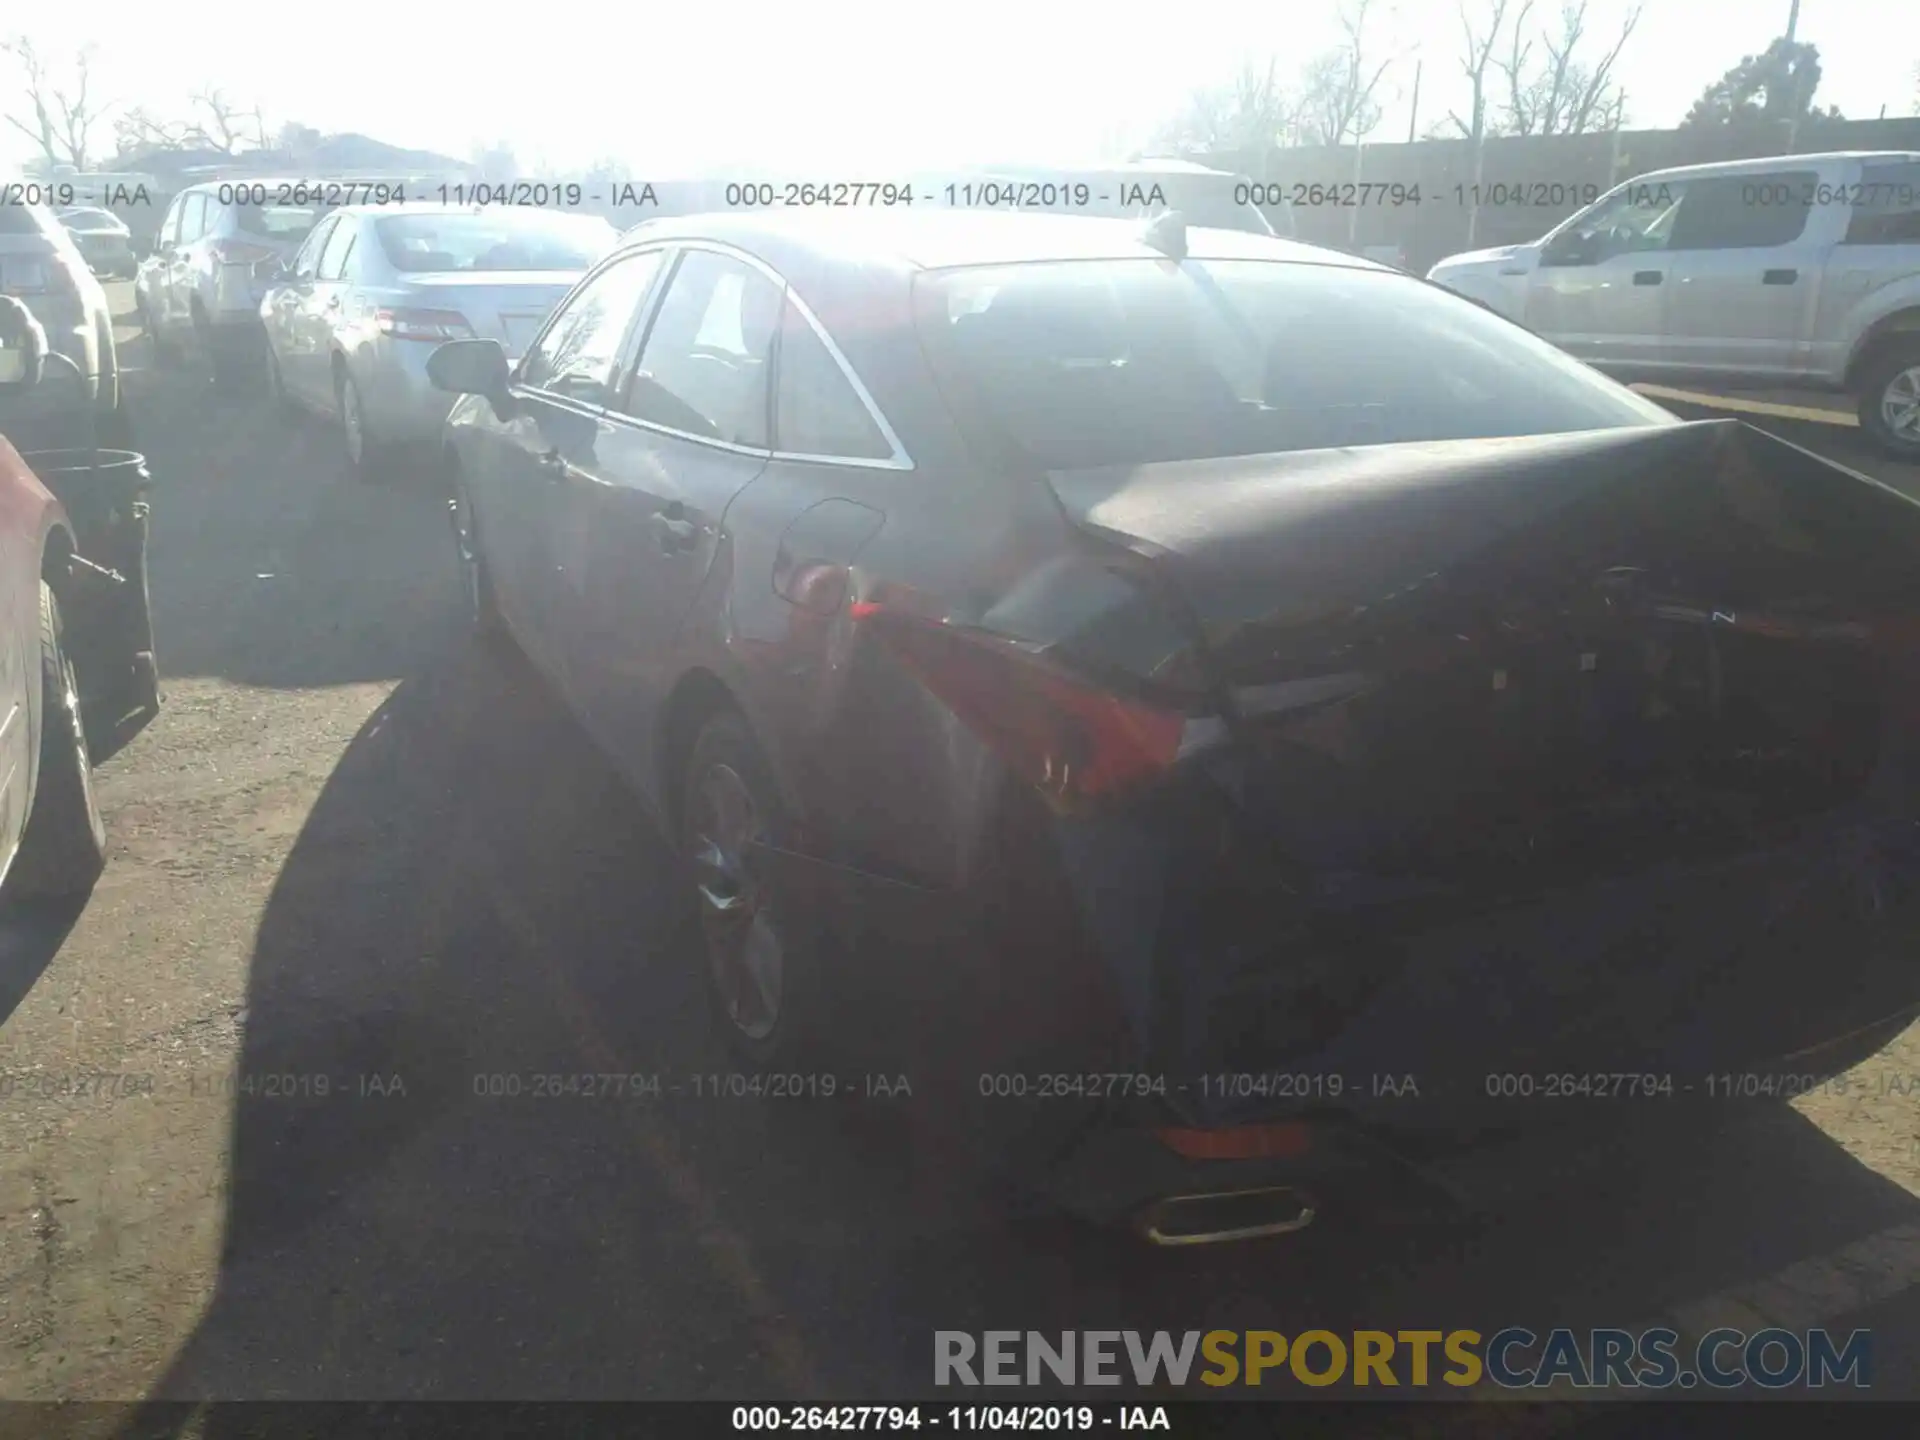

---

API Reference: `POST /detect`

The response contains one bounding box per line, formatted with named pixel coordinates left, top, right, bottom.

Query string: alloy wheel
left=1882, top=365, right=1920, bottom=443
left=686, top=761, right=784, bottom=1042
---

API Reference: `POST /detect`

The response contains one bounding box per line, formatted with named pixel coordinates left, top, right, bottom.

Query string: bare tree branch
left=2, top=36, right=111, bottom=168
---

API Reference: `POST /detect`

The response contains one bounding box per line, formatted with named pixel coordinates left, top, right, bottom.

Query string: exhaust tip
left=1134, top=1185, right=1317, bottom=1247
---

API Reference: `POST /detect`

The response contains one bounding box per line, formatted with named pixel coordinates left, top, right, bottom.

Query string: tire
left=99, top=387, right=135, bottom=450
left=140, top=298, right=177, bottom=366
left=1855, top=339, right=1920, bottom=461
left=194, top=308, right=244, bottom=389
left=6, top=582, right=107, bottom=902
left=263, top=347, right=296, bottom=415
left=680, top=708, right=830, bottom=1069
left=449, top=477, right=509, bottom=648
left=338, top=371, right=391, bottom=482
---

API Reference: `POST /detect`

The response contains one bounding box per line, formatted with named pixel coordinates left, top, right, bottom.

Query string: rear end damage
left=846, top=421, right=1920, bottom=1235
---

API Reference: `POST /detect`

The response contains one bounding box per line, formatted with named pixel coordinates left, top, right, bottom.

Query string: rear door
left=559, top=246, right=782, bottom=769
left=1664, top=166, right=1828, bottom=377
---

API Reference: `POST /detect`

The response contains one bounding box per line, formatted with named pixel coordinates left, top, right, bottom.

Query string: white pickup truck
left=1427, top=150, right=1920, bottom=458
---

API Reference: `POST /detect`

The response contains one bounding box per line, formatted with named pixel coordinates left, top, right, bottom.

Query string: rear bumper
left=755, top=786, right=1920, bottom=1214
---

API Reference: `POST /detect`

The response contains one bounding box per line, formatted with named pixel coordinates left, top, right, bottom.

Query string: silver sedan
left=259, top=203, right=618, bottom=480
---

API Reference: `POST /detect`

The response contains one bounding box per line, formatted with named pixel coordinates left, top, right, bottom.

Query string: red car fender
left=0, top=431, right=75, bottom=775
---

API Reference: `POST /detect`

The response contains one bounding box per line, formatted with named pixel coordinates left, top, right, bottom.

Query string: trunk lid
left=399, top=271, right=581, bottom=358
left=1043, top=420, right=1920, bottom=892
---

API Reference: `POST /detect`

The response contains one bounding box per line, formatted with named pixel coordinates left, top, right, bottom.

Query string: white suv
left=135, top=181, right=329, bottom=384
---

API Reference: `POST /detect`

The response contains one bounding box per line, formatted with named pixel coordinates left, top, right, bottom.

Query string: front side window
left=915, top=258, right=1673, bottom=470
left=623, top=250, right=783, bottom=448
left=156, top=196, right=184, bottom=246
left=1667, top=171, right=1818, bottom=250
left=290, top=217, right=336, bottom=281
left=178, top=194, right=209, bottom=243
left=1843, top=162, right=1920, bottom=245
left=316, top=220, right=358, bottom=281
left=1547, top=179, right=1689, bottom=263
left=374, top=211, right=615, bottom=273
left=773, top=299, right=891, bottom=459
left=520, top=248, right=665, bottom=405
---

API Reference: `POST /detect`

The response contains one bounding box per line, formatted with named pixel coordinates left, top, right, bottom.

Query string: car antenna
left=1141, top=209, right=1188, bottom=260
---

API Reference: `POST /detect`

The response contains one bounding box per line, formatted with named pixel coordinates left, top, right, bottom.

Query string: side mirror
left=427, top=338, right=515, bottom=417
left=1543, top=230, right=1597, bottom=267
left=253, top=255, right=289, bottom=282
left=0, top=295, right=48, bottom=392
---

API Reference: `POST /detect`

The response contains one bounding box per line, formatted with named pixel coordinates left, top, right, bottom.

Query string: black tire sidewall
left=681, top=709, right=830, bottom=1071
left=7, top=584, right=106, bottom=901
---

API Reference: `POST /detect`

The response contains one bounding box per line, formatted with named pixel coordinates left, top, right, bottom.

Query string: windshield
left=374, top=211, right=616, bottom=272
left=235, top=203, right=323, bottom=239
left=57, top=207, right=120, bottom=228
left=916, top=258, right=1672, bottom=469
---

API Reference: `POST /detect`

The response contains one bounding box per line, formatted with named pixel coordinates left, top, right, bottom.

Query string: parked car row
left=1427, top=149, right=1920, bottom=459
left=413, top=203, right=1920, bottom=1240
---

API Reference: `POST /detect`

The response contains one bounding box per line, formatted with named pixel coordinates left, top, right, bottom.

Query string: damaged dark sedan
left=429, top=209, right=1920, bottom=1244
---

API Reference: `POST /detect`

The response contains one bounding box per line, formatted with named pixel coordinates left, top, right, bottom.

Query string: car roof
left=1630, top=150, right=1920, bottom=183
left=325, top=201, right=614, bottom=221
left=613, top=207, right=1378, bottom=274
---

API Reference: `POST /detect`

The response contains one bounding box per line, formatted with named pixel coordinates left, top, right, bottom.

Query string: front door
left=559, top=246, right=784, bottom=774
left=1663, top=167, right=1826, bottom=378
left=299, top=217, right=361, bottom=409
left=1527, top=177, right=1689, bottom=370
left=477, top=248, right=669, bottom=691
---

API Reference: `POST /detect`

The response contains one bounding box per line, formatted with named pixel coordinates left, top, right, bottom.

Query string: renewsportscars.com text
left=934, top=1328, right=1871, bottom=1390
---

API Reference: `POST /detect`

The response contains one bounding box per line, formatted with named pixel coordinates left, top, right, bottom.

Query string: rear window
left=234, top=204, right=323, bottom=240
left=373, top=211, right=616, bottom=273
left=915, top=259, right=1672, bottom=470
left=57, top=207, right=119, bottom=228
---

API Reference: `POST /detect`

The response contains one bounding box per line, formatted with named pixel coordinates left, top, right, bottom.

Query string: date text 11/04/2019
left=1234, top=181, right=1620, bottom=209
left=732, top=1407, right=1169, bottom=1432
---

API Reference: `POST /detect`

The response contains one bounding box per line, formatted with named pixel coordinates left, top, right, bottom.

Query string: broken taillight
left=853, top=602, right=1191, bottom=809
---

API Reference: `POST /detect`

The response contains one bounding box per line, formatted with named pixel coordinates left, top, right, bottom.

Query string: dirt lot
left=5, top=296, right=1920, bottom=1418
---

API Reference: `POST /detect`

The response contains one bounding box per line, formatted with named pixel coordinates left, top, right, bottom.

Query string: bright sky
left=2, top=0, right=1914, bottom=176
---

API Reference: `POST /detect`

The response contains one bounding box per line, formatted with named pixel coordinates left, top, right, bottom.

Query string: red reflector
left=853, top=602, right=1185, bottom=805
left=1156, top=1124, right=1312, bottom=1161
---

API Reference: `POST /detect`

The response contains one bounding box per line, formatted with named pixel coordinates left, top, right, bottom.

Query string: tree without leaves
left=1446, top=0, right=1519, bottom=143
left=1154, top=58, right=1299, bottom=155
left=1495, top=0, right=1640, bottom=135
left=2, top=37, right=109, bottom=170
left=1297, top=0, right=1397, bottom=145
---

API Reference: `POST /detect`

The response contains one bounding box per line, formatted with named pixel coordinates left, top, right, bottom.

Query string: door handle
left=1762, top=269, right=1798, bottom=285
left=652, top=514, right=699, bottom=553
left=1633, top=270, right=1663, bottom=286
left=536, top=448, right=570, bottom=480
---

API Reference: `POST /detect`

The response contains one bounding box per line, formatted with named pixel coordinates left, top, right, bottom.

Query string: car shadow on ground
left=0, top=896, right=89, bottom=1027
left=123, top=364, right=459, bottom=691
left=101, top=631, right=1920, bottom=1419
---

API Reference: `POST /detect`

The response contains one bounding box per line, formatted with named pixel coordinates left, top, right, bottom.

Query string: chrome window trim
left=624, top=236, right=915, bottom=471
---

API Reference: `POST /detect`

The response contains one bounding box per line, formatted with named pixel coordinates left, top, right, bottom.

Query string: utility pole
left=1407, top=60, right=1422, bottom=143
left=1784, top=0, right=1800, bottom=43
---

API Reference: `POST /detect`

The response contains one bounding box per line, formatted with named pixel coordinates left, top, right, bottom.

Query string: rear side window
left=625, top=250, right=783, bottom=448
left=773, top=299, right=891, bottom=459
left=1843, top=162, right=1920, bottom=245
left=1667, top=171, right=1818, bottom=250
left=915, top=258, right=1672, bottom=469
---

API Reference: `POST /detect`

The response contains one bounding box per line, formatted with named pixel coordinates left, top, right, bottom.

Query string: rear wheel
left=681, top=709, right=828, bottom=1069
left=6, top=582, right=107, bottom=903
left=1857, top=340, right=1920, bottom=460
left=263, top=347, right=296, bottom=415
